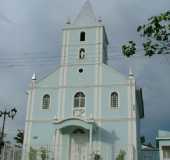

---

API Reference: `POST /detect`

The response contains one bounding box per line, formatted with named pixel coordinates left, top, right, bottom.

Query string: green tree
left=122, top=10, right=170, bottom=57
left=29, top=147, right=37, bottom=160
left=40, top=147, right=49, bottom=160
left=14, top=129, right=24, bottom=145
left=116, top=150, right=126, bottom=160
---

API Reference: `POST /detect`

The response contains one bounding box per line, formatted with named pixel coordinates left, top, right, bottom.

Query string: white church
left=22, top=1, right=144, bottom=160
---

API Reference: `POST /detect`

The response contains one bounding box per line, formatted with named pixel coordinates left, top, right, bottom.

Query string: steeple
left=73, top=0, right=99, bottom=27
left=62, top=0, right=108, bottom=65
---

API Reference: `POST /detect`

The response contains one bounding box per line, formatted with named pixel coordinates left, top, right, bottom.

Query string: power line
left=0, top=50, right=145, bottom=61
left=0, top=59, right=153, bottom=69
left=0, top=50, right=169, bottom=70
left=1, top=43, right=119, bottom=58
left=0, top=56, right=146, bottom=68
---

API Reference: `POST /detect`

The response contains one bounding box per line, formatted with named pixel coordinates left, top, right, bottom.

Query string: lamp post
left=0, top=108, right=17, bottom=153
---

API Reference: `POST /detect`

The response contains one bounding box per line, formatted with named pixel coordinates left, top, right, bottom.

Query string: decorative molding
left=26, top=119, right=53, bottom=123
left=34, top=83, right=132, bottom=90
left=61, top=30, right=70, bottom=118
left=63, top=25, right=104, bottom=30
left=62, top=42, right=103, bottom=47
left=26, top=117, right=136, bottom=123
left=25, top=83, right=36, bottom=160
left=98, top=26, right=103, bottom=151
left=95, top=117, right=136, bottom=122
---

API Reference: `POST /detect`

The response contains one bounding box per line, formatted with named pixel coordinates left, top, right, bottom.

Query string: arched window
left=111, top=92, right=118, bottom=108
left=79, top=48, right=85, bottom=59
left=80, top=32, right=85, bottom=41
left=42, top=94, right=50, bottom=109
left=74, top=92, right=85, bottom=108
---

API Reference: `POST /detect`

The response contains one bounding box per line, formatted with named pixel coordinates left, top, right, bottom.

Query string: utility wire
left=0, top=49, right=145, bottom=61
left=0, top=55, right=146, bottom=67
left=0, top=47, right=168, bottom=70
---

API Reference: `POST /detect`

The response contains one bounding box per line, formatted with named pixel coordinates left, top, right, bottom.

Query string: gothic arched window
left=42, top=94, right=50, bottom=109
left=80, top=31, right=85, bottom=41
left=74, top=92, right=85, bottom=108
left=111, top=92, right=118, bottom=108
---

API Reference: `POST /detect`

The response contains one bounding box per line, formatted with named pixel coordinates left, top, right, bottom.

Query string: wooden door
left=70, top=130, right=88, bottom=160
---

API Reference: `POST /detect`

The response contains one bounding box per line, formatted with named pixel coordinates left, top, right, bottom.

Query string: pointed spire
left=73, top=0, right=98, bottom=26
left=128, top=67, right=134, bottom=77
left=32, top=73, right=36, bottom=80
left=31, top=73, right=36, bottom=89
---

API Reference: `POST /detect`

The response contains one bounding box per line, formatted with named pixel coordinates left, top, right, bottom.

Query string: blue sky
left=0, top=0, right=170, bottom=143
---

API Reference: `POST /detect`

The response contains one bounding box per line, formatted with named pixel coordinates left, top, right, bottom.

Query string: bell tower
left=60, top=0, right=109, bottom=66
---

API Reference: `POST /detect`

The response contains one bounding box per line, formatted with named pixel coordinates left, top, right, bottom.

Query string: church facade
left=22, top=1, right=144, bottom=160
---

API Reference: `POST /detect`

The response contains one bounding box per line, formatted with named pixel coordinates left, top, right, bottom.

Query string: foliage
left=122, top=41, right=136, bottom=57
left=29, top=147, right=37, bottom=160
left=122, top=10, right=170, bottom=57
left=91, top=151, right=101, bottom=160
left=140, top=136, right=145, bottom=144
left=94, top=153, right=101, bottom=160
left=14, top=129, right=24, bottom=145
left=40, top=147, right=49, bottom=160
left=116, top=150, right=126, bottom=160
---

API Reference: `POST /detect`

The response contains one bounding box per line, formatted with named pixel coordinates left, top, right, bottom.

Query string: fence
left=25, top=145, right=54, bottom=160
left=22, top=144, right=93, bottom=160
left=2, top=144, right=170, bottom=160
left=0, top=143, right=22, bottom=160
left=21, top=144, right=162, bottom=160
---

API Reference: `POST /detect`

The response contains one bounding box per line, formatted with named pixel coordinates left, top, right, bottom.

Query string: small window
left=79, top=68, right=83, bottom=73
left=42, top=94, right=50, bottom=109
left=74, top=92, right=85, bottom=108
left=80, top=32, right=85, bottom=41
left=79, top=48, right=85, bottom=59
left=111, top=92, right=118, bottom=108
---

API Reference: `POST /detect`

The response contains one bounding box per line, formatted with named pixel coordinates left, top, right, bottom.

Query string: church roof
left=73, top=0, right=100, bottom=27
left=157, top=130, right=170, bottom=140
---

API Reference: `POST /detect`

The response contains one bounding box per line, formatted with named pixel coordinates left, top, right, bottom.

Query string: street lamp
left=0, top=107, right=17, bottom=153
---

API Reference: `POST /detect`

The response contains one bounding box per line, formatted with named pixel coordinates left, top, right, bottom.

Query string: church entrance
left=70, top=128, right=89, bottom=160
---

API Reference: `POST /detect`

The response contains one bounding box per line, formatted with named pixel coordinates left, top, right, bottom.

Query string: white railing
left=22, top=144, right=135, bottom=160
left=23, top=145, right=54, bottom=160
left=0, top=143, right=22, bottom=160
left=0, top=144, right=162, bottom=160
left=22, top=144, right=101, bottom=160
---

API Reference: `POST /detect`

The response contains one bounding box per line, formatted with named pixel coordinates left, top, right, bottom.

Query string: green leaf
left=122, top=10, right=170, bottom=57
left=137, top=25, right=142, bottom=32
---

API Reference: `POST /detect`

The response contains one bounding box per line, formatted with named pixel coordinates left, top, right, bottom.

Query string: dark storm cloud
left=0, top=0, right=170, bottom=142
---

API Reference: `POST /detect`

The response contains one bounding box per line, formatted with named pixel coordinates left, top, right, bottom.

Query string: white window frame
left=73, top=92, right=86, bottom=117
left=110, top=91, right=120, bottom=110
left=42, top=94, right=51, bottom=110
